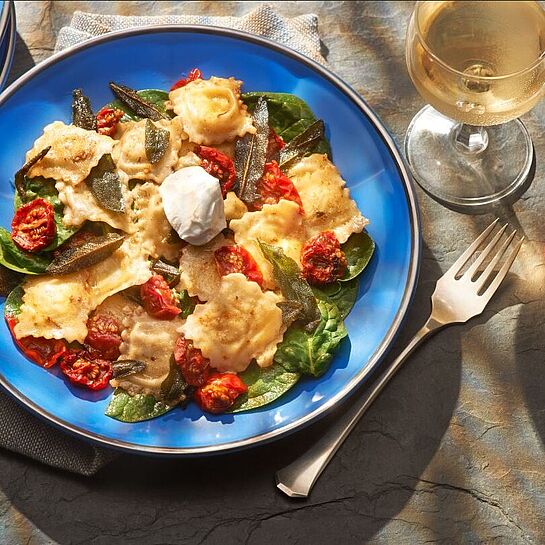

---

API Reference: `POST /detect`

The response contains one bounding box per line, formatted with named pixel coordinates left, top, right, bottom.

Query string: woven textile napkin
left=0, top=4, right=323, bottom=476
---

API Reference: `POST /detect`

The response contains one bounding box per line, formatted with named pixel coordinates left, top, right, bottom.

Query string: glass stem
left=452, top=123, right=489, bottom=154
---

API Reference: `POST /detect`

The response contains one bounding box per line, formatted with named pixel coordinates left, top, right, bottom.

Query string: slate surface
left=2, top=1, right=545, bottom=544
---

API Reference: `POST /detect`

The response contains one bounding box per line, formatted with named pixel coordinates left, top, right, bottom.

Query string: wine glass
left=405, top=1, right=545, bottom=211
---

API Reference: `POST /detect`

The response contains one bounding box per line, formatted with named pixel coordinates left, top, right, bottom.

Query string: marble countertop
left=2, top=1, right=545, bottom=544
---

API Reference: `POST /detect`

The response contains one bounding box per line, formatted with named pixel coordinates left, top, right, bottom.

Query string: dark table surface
left=3, top=2, right=545, bottom=544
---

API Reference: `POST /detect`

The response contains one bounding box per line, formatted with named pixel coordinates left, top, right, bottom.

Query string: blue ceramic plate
left=0, top=1, right=15, bottom=92
left=0, top=27, right=420, bottom=455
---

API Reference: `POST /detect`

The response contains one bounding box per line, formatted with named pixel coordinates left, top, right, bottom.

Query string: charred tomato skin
left=254, top=161, right=303, bottom=212
left=11, top=198, right=56, bottom=252
left=170, top=68, right=203, bottom=91
left=85, top=313, right=122, bottom=360
left=174, top=336, right=211, bottom=387
left=96, top=107, right=124, bottom=136
left=214, top=245, right=264, bottom=287
left=59, top=350, right=112, bottom=390
left=140, top=274, right=181, bottom=320
left=194, top=145, right=236, bottom=197
left=301, top=231, right=348, bottom=285
left=194, top=372, right=248, bottom=414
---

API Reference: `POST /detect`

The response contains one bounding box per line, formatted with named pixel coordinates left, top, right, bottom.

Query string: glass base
left=405, top=105, right=533, bottom=212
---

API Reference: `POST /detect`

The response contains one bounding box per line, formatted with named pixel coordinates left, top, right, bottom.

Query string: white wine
left=407, top=1, right=545, bottom=125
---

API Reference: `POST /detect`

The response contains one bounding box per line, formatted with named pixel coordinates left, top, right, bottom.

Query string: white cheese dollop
left=159, top=166, right=227, bottom=246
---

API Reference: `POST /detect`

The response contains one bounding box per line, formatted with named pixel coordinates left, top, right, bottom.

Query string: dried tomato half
left=195, top=145, right=236, bottom=197
left=301, top=231, right=348, bottom=285
left=6, top=316, right=67, bottom=368
left=266, top=128, right=286, bottom=161
left=194, top=373, right=248, bottom=414
left=85, top=313, right=122, bottom=360
left=60, top=351, right=112, bottom=390
left=11, top=198, right=56, bottom=252
left=214, top=245, right=263, bottom=287
left=96, top=107, right=124, bottom=136
left=174, top=336, right=210, bottom=387
left=170, top=68, right=203, bottom=91
left=140, top=274, right=181, bottom=320
left=254, top=161, right=303, bottom=212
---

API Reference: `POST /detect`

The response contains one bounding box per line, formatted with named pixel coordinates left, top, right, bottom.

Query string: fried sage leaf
left=46, top=233, right=124, bottom=275
left=85, top=154, right=125, bottom=212
left=279, top=120, right=325, bottom=169
left=105, top=389, right=172, bottom=423
left=14, top=147, right=51, bottom=198
left=112, top=360, right=147, bottom=379
left=234, top=97, right=269, bottom=205
left=0, top=267, right=24, bottom=298
left=145, top=119, right=170, bottom=164
left=160, top=356, right=188, bottom=406
left=259, top=241, right=320, bottom=330
left=277, top=300, right=304, bottom=328
left=109, top=82, right=169, bottom=121
left=151, top=259, right=180, bottom=287
left=72, top=89, right=97, bottom=131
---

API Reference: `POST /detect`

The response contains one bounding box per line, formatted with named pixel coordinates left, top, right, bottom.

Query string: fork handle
left=275, top=317, right=444, bottom=498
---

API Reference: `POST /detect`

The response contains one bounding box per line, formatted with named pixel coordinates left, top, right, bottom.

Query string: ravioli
left=288, top=154, right=369, bottom=243
left=230, top=200, right=305, bottom=289
left=180, top=273, right=284, bottom=372
left=112, top=118, right=187, bottom=184
left=168, top=77, right=255, bottom=145
left=111, top=308, right=184, bottom=397
left=26, top=121, right=115, bottom=185
left=224, top=192, right=248, bottom=221
left=14, top=239, right=151, bottom=343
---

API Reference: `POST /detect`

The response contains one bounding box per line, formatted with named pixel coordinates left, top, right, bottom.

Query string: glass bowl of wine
left=405, top=0, right=545, bottom=210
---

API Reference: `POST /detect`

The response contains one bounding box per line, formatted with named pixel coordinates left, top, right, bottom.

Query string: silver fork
left=276, top=219, right=523, bottom=498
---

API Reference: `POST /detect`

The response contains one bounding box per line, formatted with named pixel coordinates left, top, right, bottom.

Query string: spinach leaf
left=313, top=278, right=359, bottom=320
left=341, top=231, right=375, bottom=282
left=274, top=300, right=347, bottom=377
left=72, top=89, right=97, bottom=130
left=15, top=147, right=51, bottom=198
left=4, top=285, right=24, bottom=319
left=145, top=119, right=170, bottom=164
left=278, top=120, right=326, bottom=170
left=105, top=388, right=172, bottom=423
left=242, top=92, right=331, bottom=155
left=85, top=154, right=126, bottom=212
left=229, top=361, right=300, bottom=413
left=176, top=289, right=197, bottom=319
left=0, top=228, right=50, bottom=274
left=259, top=241, right=320, bottom=330
left=107, top=88, right=173, bottom=121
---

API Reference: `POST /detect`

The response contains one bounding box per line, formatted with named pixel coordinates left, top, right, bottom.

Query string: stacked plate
left=0, top=1, right=15, bottom=91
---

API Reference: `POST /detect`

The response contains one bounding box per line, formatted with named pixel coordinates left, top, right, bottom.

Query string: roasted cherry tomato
left=60, top=351, right=112, bottom=390
left=254, top=161, right=303, bottom=212
left=11, top=198, right=56, bottom=252
left=140, top=274, right=181, bottom=320
left=6, top=316, right=67, bottom=368
left=194, top=145, right=236, bottom=197
left=194, top=372, right=248, bottom=414
left=96, top=107, right=124, bottom=136
left=170, top=68, right=203, bottom=91
left=301, top=231, right=348, bottom=285
left=174, top=336, right=210, bottom=387
left=85, top=313, right=122, bottom=360
left=266, top=128, right=286, bottom=161
left=214, top=245, right=263, bottom=287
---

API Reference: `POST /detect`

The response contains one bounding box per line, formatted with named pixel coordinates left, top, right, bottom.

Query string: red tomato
left=194, top=145, right=236, bottom=197
left=11, top=198, right=56, bottom=252
left=96, top=107, right=124, bottom=136
left=301, top=231, right=348, bottom=285
left=194, top=373, right=248, bottom=414
left=140, top=274, right=181, bottom=320
left=6, top=316, right=67, bottom=368
left=59, top=351, right=112, bottom=390
left=85, top=313, right=122, bottom=360
left=254, top=161, right=303, bottom=212
left=170, top=68, right=203, bottom=91
left=174, top=336, right=210, bottom=387
left=214, top=245, right=263, bottom=287
left=266, top=128, right=286, bottom=161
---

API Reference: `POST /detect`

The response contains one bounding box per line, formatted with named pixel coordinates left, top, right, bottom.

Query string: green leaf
left=274, top=300, right=347, bottom=377
left=160, top=356, right=188, bottom=406
left=4, top=285, right=24, bottom=319
left=14, top=147, right=51, bottom=198
left=313, top=278, right=359, bottom=320
left=341, top=231, right=375, bottom=282
left=85, top=154, right=126, bottom=212
left=176, top=289, right=197, bottom=319
left=242, top=92, right=331, bottom=156
left=105, top=389, right=172, bottom=423
left=112, top=360, right=146, bottom=379
left=258, top=241, right=320, bottom=330
left=229, top=361, right=300, bottom=412
left=145, top=119, right=170, bottom=164
left=151, top=259, right=180, bottom=287
left=0, top=228, right=50, bottom=274
left=107, top=87, right=172, bottom=121
left=72, top=89, right=97, bottom=130
left=278, top=120, right=326, bottom=170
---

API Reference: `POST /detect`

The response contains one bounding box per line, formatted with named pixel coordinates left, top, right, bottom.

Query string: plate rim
left=0, top=24, right=421, bottom=455
left=0, top=0, right=10, bottom=47
left=0, top=1, right=15, bottom=92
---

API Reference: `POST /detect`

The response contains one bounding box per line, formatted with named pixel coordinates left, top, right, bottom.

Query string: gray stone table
left=2, top=1, right=545, bottom=544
